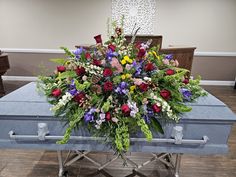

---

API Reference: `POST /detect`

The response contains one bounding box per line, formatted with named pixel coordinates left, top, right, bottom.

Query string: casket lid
left=0, top=82, right=235, bottom=123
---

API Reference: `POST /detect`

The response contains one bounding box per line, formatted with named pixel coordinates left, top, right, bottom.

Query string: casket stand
left=0, top=82, right=236, bottom=177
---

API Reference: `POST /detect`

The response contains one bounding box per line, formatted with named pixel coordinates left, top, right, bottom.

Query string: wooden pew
left=0, top=53, right=10, bottom=96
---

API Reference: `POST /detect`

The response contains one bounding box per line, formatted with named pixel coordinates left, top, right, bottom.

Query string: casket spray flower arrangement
left=38, top=18, right=206, bottom=153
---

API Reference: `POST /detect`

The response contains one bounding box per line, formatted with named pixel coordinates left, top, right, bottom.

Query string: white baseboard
left=2, top=76, right=37, bottom=81
left=2, top=76, right=235, bottom=86
left=200, top=80, right=235, bottom=86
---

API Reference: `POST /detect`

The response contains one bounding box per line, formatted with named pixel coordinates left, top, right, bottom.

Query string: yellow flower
left=148, top=51, right=153, bottom=55
left=125, top=74, right=131, bottom=78
left=126, top=58, right=133, bottom=64
left=121, top=59, right=126, bottom=65
left=123, top=56, right=129, bottom=61
left=121, top=75, right=126, bottom=80
left=152, top=51, right=158, bottom=58
left=130, top=85, right=136, bottom=91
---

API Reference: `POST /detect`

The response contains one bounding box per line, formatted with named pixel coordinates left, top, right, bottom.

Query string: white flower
left=112, top=117, right=119, bottom=123
left=144, top=77, right=151, bottom=82
left=82, top=75, right=87, bottom=81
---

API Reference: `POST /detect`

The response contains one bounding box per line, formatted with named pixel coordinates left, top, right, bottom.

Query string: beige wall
left=0, top=0, right=236, bottom=81
left=1, top=0, right=236, bottom=52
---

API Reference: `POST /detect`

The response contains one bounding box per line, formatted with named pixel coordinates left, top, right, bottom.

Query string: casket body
left=0, top=82, right=235, bottom=155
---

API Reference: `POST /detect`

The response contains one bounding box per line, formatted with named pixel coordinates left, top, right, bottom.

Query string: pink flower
left=163, top=59, right=170, bottom=65
left=133, top=78, right=144, bottom=86
left=111, top=57, right=123, bottom=74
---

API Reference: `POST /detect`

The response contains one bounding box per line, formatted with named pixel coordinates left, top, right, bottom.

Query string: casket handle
left=8, top=124, right=209, bottom=145
left=8, top=131, right=209, bottom=145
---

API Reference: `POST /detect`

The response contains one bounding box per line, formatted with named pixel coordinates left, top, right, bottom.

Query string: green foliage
left=102, top=100, right=111, bottom=112
left=115, top=123, right=130, bottom=152
left=150, top=118, right=164, bottom=134
left=60, top=47, right=75, bottom=58
left=50, top=58, right=66, bottom=65
left=56, top=71, right=77, bottom=80
left=57, top=107, right=85, bottom=144
left=136, top=113, right=153, bottom=141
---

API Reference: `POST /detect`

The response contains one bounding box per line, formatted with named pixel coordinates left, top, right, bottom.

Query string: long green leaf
left=50, top=58, right=66, bottom=65
left=151, top=118, right=164, bottom=134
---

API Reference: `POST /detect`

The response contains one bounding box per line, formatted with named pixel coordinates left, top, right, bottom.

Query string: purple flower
left=68, top=80, right=78, bottom=96
left=165, top=54, right=173, bottom=60
left=115, top=81, right=128, bottom=95
left=106, top=49, right=118, bottom=61
left=143, top=115, right=151, bottom=124
left=84, top=108, right=96, bottom=123
left=180, top=88, right=192, bottom=101
left=132, top=61, right=143, bottom=76
left=73, top=47, right=84, bottom=59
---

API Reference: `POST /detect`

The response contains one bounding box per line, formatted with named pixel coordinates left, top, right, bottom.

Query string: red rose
left=139, top=83, right=149, bottom=92
left=85, top=52, right=91, bottom=59
left=105, top=112, right=111, bottom=121
left=108, top=44, right=116, bottom=52
left=160, top=89, right=171, bottom=100
left=75, top=66, right=86, bottom=76
left=51, top=89, right=62, bottom=97
left=103, top=68, right=113, bottom=77
left=152, top=104, right=162, bottom=113
left=94, top=34, right=102, bottom=44
left=137, top=48, right=146, bottom=58
left=121, top=104, right=131, bottom=116
left=166, top=69, right=175, bottom=75
left=74, top=92, right=86, bottom=104
left=103, top=81, right=113, bottom=92
left=183, top=78, right=189, bottom=84
left=93, top=59, right=101, bottom=66
left=57, top=66, right=66, bottom=72
left=145, top=63, right=155, bottom=71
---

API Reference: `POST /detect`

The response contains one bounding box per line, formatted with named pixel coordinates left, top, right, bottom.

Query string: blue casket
left=0, top=82, right=235, bottom=154
left=0, top=82, right=235, bottom=177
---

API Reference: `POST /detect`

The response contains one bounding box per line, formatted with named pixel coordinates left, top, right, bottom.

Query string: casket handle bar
left=8, top=124, right=209, bottom=145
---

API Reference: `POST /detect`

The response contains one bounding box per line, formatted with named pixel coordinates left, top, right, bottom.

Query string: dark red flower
left=85, top=52, right=91, bottom=59
left=103, top=68, right=113, bottom=77
left=94, top=34, right=102, bottom=44
left=105, top=112, right=111, bottom=121
left=183, top=78, right=189, bottom=84
left=137, top=48, right=146, bottom=58
left=74, top=92, right=86, bottom=104
left=57, top=66, right=66, bottom=72
left=139, top=83, right=149, bottom=92
left=115, top=27, right=122, bottom=36
left=135, top=42, right=142, bottom=49
left=121, top=104, right=131, bottom=116
left=93, top=59, right=101, bottom=66
left=103, top=81, right=113, bottom=92
left=160, top=89, right=171, bottom=100
left=166, top=69, right=175, bottom=75
left=75, top=66, right=86, bottom=76
left=152, top=104, right=162, bottom=113
left=108, top=44, right=116, bottom=52
left=145, top=63, right=155, bottom=71
left=51, top=89, right=62, bottom=97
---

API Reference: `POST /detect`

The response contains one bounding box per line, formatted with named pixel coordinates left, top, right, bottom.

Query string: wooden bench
left=0, top=54, right=10, bottom=96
